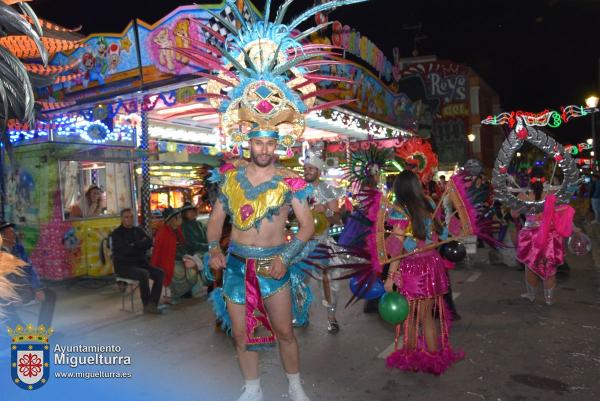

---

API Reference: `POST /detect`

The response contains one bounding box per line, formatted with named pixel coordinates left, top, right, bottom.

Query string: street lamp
left=467, top=133, right=476, bottom=142
left=586, top=96, right=599, bottom=108
left=585, top=95, right=599, bottom=171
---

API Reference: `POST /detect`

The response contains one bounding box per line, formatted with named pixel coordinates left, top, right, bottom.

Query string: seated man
left=151, top=207, right=203, bottom=303
left=0, top=220, right=56, bottom=328
left=181, top=202, right=209, bottom=293
left=111, top=209, right=164, bottom=315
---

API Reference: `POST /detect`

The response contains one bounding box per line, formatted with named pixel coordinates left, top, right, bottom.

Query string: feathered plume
left=0, top=235, right=27, bottom=316
left=0, top=0, right=82, bottom=154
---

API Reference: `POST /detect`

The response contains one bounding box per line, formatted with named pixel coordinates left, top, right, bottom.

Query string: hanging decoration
left=314, top=109, right=407, bottom=138
left=564, top=142, right=593, bottom=155
left=482, top=105, right=597, bottom=128
left=491, top=118, right=580, bottom=214
left=149, top=139, right=244, bottom=158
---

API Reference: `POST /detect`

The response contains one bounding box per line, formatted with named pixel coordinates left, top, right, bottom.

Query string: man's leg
left=321, top=270, right=339, bottom=333
left=38, top=289, right=56, bottom=327
left=265, top=287, right=310, bottom=401
left=116, top=265, right=151, bottom=306
left=227, top=301, right=260, bottom=379
left=227, top=301, right=263, bottom=401
left=264, top=287, right=298, bottom=373
left=146, top=265, right=165, bottom=306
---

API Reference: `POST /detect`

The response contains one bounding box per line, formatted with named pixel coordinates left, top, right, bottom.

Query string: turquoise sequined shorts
left=223, top=242, right=290, bottom=305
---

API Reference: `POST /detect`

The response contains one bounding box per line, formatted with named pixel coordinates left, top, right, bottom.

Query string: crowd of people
left=0, top=154, right=589, bottom=399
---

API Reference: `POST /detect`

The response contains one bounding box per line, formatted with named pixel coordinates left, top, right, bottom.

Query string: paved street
left=2, top=240, right=600, bottom=401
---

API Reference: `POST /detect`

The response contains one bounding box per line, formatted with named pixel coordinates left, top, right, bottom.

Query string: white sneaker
left=520, top=292, right=535, bottom=302
left=236, top=386, right=263, bottom=401
left=289, top=382, right=311, bottom=401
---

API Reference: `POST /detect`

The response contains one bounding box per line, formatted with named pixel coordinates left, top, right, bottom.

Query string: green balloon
left=378, top=292, right=409, bottom=324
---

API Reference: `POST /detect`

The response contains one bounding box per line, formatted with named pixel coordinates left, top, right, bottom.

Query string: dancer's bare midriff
left=230, top=206, right=289, bottom=248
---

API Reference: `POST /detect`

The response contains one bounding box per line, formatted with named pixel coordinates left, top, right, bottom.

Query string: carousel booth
left=4, top=109, right=137, bottom=280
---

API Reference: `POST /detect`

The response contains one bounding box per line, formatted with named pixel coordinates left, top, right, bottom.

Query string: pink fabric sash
left=245, top=259, right=276, bottom=349
left=535, top=194, right=575, bottom=248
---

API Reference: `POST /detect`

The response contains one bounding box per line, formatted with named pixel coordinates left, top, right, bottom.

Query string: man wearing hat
left=303, top=153, right=344, bottom=333
left=180, top=202, right=210, bottom=292
left=151, top=207, right=202, bottom=304
left=111, top=208, right=164, bottom=314
left=0, top=220, right=56, bottom=327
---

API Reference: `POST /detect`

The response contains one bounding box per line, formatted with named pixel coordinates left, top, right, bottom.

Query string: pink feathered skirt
left=387, top=250, right=464, bottom=375
left=516, top=227, right=565, bottom=280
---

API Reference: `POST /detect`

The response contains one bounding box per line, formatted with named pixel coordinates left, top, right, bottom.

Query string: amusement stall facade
left=2, top=2, right=415, bottom=281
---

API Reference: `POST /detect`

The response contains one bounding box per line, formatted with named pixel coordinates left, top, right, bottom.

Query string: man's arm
left=325, top=198, right=341, bottom=225
left=24, top=265, right=42, bottom=291
left=291, top=196, right=315, bottom=242
left=206, top=199, right=227, bottom=270
left=133, top=227, right=153, bottom=250
left=111, top=227, right=138, bottom=257
left=269, top=197, right=315, bottom=280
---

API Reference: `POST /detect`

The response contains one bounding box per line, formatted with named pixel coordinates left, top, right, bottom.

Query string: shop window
left=59, top=161, right=132, bottom=220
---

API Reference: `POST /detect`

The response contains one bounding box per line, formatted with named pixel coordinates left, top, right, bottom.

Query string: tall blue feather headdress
left=177, top=0, right=368, bottom=156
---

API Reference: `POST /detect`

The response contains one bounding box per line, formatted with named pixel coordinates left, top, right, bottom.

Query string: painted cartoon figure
left=62, top=228, right=81, bottom=251
left=80, top=52, right=96, bottom=86
left=5, top=168, right=34, bottom=222
left=108, top=42, right=120, bottom=72
left=80, top=52, right=104, bottom=88
left=95, top=37, right=109, bottom=75
left=62, top=227, right=82, bottom=268
left=173, top=18, right=191, bottom=64
left=153, top=28, right=175, bottom=71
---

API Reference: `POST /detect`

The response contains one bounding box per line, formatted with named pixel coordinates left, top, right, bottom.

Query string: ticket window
left=60, top=160, right=132, bottom=220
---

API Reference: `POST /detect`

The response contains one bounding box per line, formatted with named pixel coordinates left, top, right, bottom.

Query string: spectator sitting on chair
left=180, top=202, right=209, bottom=293
left=0, top=220, right=56, bottom=328
left=151, top=207, right=202, bottom=304
left=111, top=209, right=164, bottom=315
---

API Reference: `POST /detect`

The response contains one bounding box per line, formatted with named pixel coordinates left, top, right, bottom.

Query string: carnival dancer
left=207, top=138, right=314, bottom=401
left=515, top=168, right=576, bottom=305
left=382, top=171, right=463, bottom=375
left=183, top=1, right=368, bottom=398
left=303, top=151, right=344, bottom=333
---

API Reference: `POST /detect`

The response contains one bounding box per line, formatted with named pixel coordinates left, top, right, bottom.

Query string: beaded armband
left=279, top=237, right=306, bottom=266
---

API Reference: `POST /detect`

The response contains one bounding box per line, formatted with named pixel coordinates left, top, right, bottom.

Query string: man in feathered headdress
left=198, top=1, right=368, bottom=399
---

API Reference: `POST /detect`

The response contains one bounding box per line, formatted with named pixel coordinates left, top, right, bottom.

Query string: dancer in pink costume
left=515, top=168, right=575, bottom=306
left=383, top=171, right=464, bottom=375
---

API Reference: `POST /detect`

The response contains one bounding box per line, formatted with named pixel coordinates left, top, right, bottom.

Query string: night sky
left=32, top=0, right=600, bottom=143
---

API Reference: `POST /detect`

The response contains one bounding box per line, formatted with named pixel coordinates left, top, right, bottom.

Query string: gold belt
left=232, top=254, right=275, bottom=277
